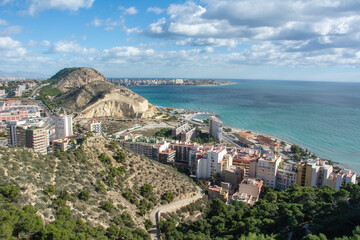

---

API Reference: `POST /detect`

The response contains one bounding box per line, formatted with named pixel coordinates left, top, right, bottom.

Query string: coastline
left=170, top=106, right=347, bottom=171
left=128, top=82, right=236, bottom=87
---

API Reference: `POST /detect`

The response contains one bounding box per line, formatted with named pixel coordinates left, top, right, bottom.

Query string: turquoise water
left=129, top=80, right=360, bottom=173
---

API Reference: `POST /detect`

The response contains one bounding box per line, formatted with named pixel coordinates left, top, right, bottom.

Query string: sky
left=1, top=0, right=360, bottom=81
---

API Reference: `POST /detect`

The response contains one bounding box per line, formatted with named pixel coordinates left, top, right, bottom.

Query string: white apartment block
left=197, top=147, right=227, bottom=179
left=55, top=114, right=73, bottom=139
left=307, top=160, right=333, bottom=188
left=326, top=169, right=357, bottom=190
left=255, top=154, right=281, bottom=189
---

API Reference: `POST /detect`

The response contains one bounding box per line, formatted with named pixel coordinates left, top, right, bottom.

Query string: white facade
left=307, top=160, right=333, bottom=187
left=55, top=115, right=73, bottom=139
left=327, top=169, right=357, bottom=190
left=196, top=148, right=227, bottom=179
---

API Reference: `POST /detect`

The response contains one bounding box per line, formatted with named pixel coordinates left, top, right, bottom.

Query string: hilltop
left=0, top=136, right=197, bottom=231
left=40, top=67, right=158, bottom=119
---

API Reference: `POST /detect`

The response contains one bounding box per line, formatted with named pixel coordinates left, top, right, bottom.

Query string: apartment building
left=232, top=178, right=263, bottom=206
left=7, top=122, right=48, bottom=154
left=296, top=159, right=333, bottom=188
left=276, top=163, right=297, bottom=191
left=197, top=147, right=227, bottom=179
left=209, top=116, right=222, bottom=141
left=326, top=169, right=357, bottom=190
left=26, top=127, right=48, bottom=155
left=254, top=154, right=281, bottom=188
left=172, top=123, right=196, bottom=142
left=55, top=114, right=73, bottom=139
left=88, top=120, right=102, bottom=136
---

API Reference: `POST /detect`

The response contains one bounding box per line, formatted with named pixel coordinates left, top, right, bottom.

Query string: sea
left=129, top=80, right=360, bottom=173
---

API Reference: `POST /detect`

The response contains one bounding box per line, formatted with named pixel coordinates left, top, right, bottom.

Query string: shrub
left=0, top=185, right=19, bottom=201
left=78, top=190, right=90, bottom=201
left=140, top=184, right=154, bottom=198
left=100, top=201, right=114, bottom=212
left=144, top=219, right=153, bottom=230
left=162, top=191, right=175, bottom=203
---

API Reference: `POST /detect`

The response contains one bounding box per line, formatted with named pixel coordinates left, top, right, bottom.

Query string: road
left=149, top=186, right=204, bottom=240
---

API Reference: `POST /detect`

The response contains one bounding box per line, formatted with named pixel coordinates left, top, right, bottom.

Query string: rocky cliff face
left=50, top=67, right=157, bottom=118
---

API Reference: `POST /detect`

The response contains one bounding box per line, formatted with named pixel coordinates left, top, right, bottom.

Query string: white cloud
left=41, top=40, right=51, bottom=46
left=27, top=40, right=37, bottom=47
left=0, top=19, right=7, bottom=26
left=124, top=27, right=141, bottom=35
left=143, top=0, right=360, bottom=68
left=89, top=17, right=102, bottom=27
left=147, top=7, right=164, bottom=15
left=88, top=17, right=121, bottom=31
left=0, top=36, right=26, bottom=58
left=48, top=40, right=96, bottom=55
left=119, top=6, right=138, bottom=15
left=27, top=0, right=94, bottom=15
left=0, top=25, right=22, bottom=36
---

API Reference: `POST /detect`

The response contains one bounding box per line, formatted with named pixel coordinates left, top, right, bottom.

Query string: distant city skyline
left=1, top=0, right=360, bottom=82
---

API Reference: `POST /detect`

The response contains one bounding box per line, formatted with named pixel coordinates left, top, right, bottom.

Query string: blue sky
left=1, top=0, right=360, bottom=81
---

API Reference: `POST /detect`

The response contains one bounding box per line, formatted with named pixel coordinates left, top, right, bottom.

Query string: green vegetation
left=144, top=219, right=153, bottom=230
left=114, top=151, right=126, bottom=164
left=291, top=144, right=313, bottom=161
left=140, top=184, right=154, bottom=198
left=160, top=183, right=360, bottom=240
left=40, top=85, right=63, bottom=97
left=78, top=189, right=90, bottom=201
left=154, top=128, right=173, bottom=138
left=0, top=184, right=150, bottom=240
left=101, top=201, right=114, bottom=212
left=37, top=85, right=63, bottom=113
left=98, top=153, right=111, bottom=165
left=193, top=130, right=215, bottom=144
left=161, top=191, right=175, bottom=203
left=164, top=116, right=178, bottom=122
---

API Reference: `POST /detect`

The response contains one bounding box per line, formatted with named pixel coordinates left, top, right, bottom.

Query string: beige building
left=254, top=154, right=281, bottom=188
left=232, top=178, right=263, bottom=206
left=26, top=127, right=48, bottom=155
left=209, top=116, right=222, bottom=141
left=88, top=120, right=102, bottom=136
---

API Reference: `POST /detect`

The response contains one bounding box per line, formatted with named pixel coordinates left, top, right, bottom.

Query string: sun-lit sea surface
left=129, top=80, right=360, bottom=173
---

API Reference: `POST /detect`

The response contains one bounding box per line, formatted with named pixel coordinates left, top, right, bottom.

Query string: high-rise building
left=296, top=159, right=333, bottom=188
left=55, top=114, right=73, bottom=139
left=26, top=127, right=48, bottom=155
left=254, top=153, right=281, bottom=189
left=7, top=123, right=48, bottom=154
left=209, top=116, right=222, bottom=142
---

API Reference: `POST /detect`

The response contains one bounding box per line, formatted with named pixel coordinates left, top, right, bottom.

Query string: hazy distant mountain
left=0, top=70, right=48, bottom=79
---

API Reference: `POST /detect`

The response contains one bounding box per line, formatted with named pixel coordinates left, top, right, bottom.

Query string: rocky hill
left=44, top=67, right=158, bottom=118
left=0, top=136, right=197, bottom=231
left=52, top=67, right=108, bottom=92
